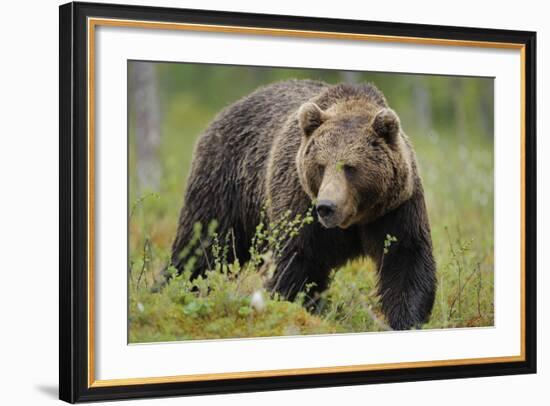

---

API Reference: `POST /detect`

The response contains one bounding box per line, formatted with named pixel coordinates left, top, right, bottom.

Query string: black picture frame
left=59, top=1, right=537, bottom=403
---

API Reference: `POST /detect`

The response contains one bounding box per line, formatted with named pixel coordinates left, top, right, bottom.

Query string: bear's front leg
left=377, top=238, right=436, bottom=330
left=266, top=216, right=362, bottom=305
left=365, top=187, right=437, bottom=330
left=268, top=248, right=330, bottom=305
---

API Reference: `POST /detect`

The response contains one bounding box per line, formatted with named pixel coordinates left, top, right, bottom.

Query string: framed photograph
left=59, top=1, right=537, bottom=403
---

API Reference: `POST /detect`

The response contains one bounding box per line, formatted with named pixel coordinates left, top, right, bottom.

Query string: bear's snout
left=315, top=168, right=354, bottom=228
left=316, top=200, right=337, bottom=221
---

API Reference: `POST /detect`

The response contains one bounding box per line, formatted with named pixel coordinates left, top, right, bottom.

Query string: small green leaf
left=238, top=306, right=252, bottom=317
left=183, top=301, right=201, bottom=316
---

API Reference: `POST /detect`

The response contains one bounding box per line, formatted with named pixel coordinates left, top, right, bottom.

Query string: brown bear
left=168, top=79, right=436, bottom=330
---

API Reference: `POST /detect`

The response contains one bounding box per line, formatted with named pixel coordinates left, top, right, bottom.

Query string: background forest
left=128, top=62, right=494, bottom=342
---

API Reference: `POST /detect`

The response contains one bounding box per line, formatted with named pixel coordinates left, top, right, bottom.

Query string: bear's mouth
left=318, top=213, right=353, bottom=229
left=337, top=215, right=355, bottom=229
left=318, top=216, right=337, bottom=229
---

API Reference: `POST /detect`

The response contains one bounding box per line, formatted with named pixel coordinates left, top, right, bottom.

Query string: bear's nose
left=316, top=200, right=337, bottom=219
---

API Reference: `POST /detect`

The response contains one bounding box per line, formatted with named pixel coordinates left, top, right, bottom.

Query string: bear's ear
left=298, top=102, right=328, bottom=137
left=372, top=108, right=400, bottom=142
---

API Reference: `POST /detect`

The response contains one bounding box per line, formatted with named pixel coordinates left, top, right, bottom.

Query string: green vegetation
left=128, top=63, right=494, bottom=342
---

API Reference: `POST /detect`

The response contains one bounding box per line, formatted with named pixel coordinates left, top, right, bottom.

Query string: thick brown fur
left=169, top=79, right=436, bottom=330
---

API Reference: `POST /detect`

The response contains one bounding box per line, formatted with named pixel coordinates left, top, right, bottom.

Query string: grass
left=128, top=130, right=494, bottom=342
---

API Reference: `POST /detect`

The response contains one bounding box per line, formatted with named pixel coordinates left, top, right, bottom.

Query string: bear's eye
left=317, top=164, right=325, bottom=178
left=305, top=139, right=315, bottom=155
left=343, top=165, right=357, bottom=177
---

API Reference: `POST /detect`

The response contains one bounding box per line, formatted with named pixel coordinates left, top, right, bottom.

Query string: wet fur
left=169, top=79, right=436, bottom=330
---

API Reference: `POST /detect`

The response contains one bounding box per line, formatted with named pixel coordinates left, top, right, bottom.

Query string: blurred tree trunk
left=480, top=87, right=494, bottom=139
left=412, top=77, right=432, bottom=134
left=452, top=78, right=466, bottom=140
left=131, top=62, right=161, bottom=192
left=341, top=71, right=360, bottom=84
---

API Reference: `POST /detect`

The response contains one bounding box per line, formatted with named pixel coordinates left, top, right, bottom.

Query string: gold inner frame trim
left=87, top=17, right=527, bottom=388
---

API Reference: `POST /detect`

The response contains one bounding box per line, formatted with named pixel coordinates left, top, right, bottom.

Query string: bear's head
left=296, top=100, right=415, bottom=228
